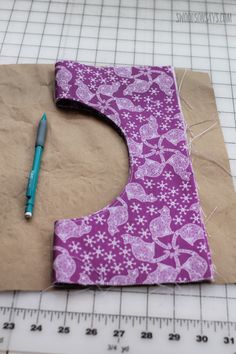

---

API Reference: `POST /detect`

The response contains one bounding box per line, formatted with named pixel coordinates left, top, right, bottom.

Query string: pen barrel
left=36, top=119, right=47, bottom=147
left=25, top=146, right=43, bottom=211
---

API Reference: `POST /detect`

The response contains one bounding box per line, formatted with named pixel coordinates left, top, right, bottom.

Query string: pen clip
left=26, top=170, right=35, bottom=198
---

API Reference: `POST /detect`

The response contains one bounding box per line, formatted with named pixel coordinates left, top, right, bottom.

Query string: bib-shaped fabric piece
left=53, top=61, right=213, bottom=286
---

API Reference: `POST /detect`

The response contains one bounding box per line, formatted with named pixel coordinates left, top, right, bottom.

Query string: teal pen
left=25, top=113, right=47, bottom=219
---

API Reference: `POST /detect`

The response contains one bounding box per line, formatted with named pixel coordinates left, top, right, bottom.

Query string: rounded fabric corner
left=52, top=61, right=214, bottom=287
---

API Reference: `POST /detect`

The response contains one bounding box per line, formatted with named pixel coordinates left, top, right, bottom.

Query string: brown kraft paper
left=0, top=64, right=235, bottom=290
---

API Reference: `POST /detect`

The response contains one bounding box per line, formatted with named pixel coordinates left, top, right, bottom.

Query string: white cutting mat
left=0, top=1, right=236, bottom=353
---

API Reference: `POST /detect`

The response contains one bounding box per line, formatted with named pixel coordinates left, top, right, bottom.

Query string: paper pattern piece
left=53, top=61, right=213, bottom=286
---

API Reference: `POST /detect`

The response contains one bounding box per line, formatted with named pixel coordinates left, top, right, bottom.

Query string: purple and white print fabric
left=53, top=61, right=213, bottom=286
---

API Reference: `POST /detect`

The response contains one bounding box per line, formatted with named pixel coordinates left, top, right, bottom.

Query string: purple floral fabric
left=53, top=61, right=213, bottom=286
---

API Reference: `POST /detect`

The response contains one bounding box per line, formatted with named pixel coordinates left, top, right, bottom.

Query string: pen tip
left=41, top=112, right=47, bottom=121
left=25, top=212, right=32, bottom=219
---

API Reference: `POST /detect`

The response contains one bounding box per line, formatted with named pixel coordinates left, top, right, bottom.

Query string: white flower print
left=111, top=262, right=124, bottom=274
left=75, top=69, right=83, bottom=79
left=146, top=105, right=152, bottom=112
left=124, top=222, right=136, bottom=234
left=166, top=106, right=174, bottom=114
left=122, top=112, right=131, bottom=119
left=180, top=181, right=191, bottom=191
left=163, top=170, right=174, bottom=180
left=147, top=204, right=158, bottom=216
left=127, top=121, right=137, bottom=130
left=177, top=205, right=188, bottom=215
left=121, top=78, right=129, bottom=85
left=66, top=61, right=75, bottom=68
left=85, top=67, right=93, bottom=73
left=155, top=111, right=162, bottom=117
left=100, top=77, right=107, bottom=83
left=94, top=214, right=106, bottom=225
left=150, top=87, right=158, bottom=95
left=95, top=231, right=106, bottom=243
left=119, top=246, right=131, bottom=258
left=180, top=193, right=192, bottom=203
left=156, top=100, right=163, bottom=109
left=173, top=214, right=184, bottom=225
left=160, top=122, right=169, bottom=131
left=164, top=96, right=173, bottom=104
left=131, top=132, right=140, bottom=140
left=197, top=242, right=207, bottom=253
left=108, top=238, right=120, bottom=249
left=84, top=235, right=96, bottom=247
left=139, top=263, right=151, bottom=274
left=175, top=120, right=184, bottom=129
left=133, top=94, right=141, bottom=102
left=167, top=198, right=178, bottom=209
left=169, top=187, right=179, bottom=197
left=94, top=71, right=101, bottom=78
left=150, top=105, right=159, bottom=114
left=93, top=245, right=104, bottom=259
left=124, top=259, right=136, bottom=268
left=159, top=192, right=168, bottom=202
left=80, top=251, right=93, bottom=262
left=81, top=263, right=93, bottom=275
left=109, top=75, right=117, bottom=83
left=138, top=228, right=151, bottom=240
left=144, top=179, right=155, bottom=189
left=165, top=115, right=172, bottom=122
left=144, top=96, right=152, bottom=104
left=180, top=143, right=188, bottom=152
left=130, top=202, right=142, bottom=213
left=190, top=213, right=201, bottom=223
left=88, top=83, right=96, bottom=91
left=136, top=114, right=145, bottom=122
left=157, top=180, right=168, bottom=190
left=104, top=251, right=116, bottom=263
left=97, top=263, right=109, bottom=276
left=61, top=92, right=69, bottom=98
left=106, top=68, right=113, bottom=76
left=135, top=215, right=147, bottom=225
left=69, top=241, right=81, bottom=254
